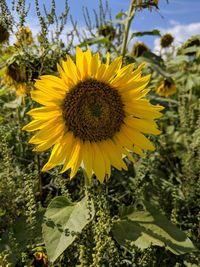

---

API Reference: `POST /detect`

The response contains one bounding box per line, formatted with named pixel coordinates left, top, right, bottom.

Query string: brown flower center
left=62, top=78, right=125, bottom=142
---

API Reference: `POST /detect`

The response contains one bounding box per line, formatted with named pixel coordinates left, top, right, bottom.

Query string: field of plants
left=0, top=0, right=200, bottom=266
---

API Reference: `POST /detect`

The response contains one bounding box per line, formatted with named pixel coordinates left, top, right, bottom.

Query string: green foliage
left=0, top=0, right=200, bottom=266
left=112, top=202, right=196, bottom=255
left=42, top=196, right=95, bottom=263
left=130, top=29, right=161, bottom=40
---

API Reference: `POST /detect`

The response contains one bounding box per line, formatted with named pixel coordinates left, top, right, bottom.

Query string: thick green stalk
left=121, top=0, right=136, bottom=59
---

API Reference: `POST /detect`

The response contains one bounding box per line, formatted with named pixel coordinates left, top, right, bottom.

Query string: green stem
left=37, top=154, right=43, bottom=200
left=121, top=0, right=136, bottom=59
left=83, top=170, right=91, bottom=187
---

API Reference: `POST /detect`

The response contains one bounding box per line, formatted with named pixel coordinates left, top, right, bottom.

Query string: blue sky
left=7, top=0, right=200, bottom=50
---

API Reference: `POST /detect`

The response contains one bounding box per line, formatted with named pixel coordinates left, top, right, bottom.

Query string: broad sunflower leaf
left=138, top=51, right=171, bottom=78
left=42, top=196, right=94, bottom=263
left=130, top=29, right=161, bottom=40
left=112, top=202, right=196, bottom=255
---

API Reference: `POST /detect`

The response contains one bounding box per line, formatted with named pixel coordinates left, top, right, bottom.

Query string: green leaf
left=115, top=11, right=126, bottom=19
left=182, top=46, right=200, bottom=55
left=138, top=51, right=171, bottom=78
left=0, top=89, right=6, bottom=96
left=3, top=96, right=23, bottom=108
left=42, top=196, right=94, bottom=263
left=0, top=211, right=44, bottom=265
left=130, top=29, right=161, bottom=40
left=112, top=202, right=196, bottom=255
left=168, top=55, right=189, bottom=66
left=78, top=36, right=110, bottom=47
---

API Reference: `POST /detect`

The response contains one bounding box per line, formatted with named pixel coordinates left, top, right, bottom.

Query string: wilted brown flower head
left=132, top=42, right=149, bottom=57
left=0, top=23, right=9, bottom=43
left=160, top=33, right=174, bottom=48
left=98, top=24, right=116, bottom=41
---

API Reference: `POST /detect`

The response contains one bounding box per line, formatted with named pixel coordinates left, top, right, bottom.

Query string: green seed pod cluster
left=90, top=185, right=120, bottom=267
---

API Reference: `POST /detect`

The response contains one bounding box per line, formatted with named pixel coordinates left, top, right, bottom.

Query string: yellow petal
left=29, top=121, right=64, bottom=144
left=27, top=106, right=62, bottom=120
left=95, top=64, right=107, bottom=80
left=42, top=132, right=74, bottom=171
left=101, top=140, right=127, bottom=171
left=22, top=119, right=54, bottom=132
left=120, top=74, right=151, bottom=93
left=83, top=49, right=92, bottom=76
left=91, top=142, right=106, bottom=183
left=63, top=55, right=79, bottom=84
left=101, top=57, right=122, bottom=82
left=122, top=125, right=155, bottom=151
left=110, top=63, right=135, bottom=86
left=60, top=138, right=82, bottom=176
left=100, top=143, right=111, bottom=178
left=31, top=90, right=62, bottom=106
left=76, top=47, right=88, bottom=80
left=82, top=141, right=93, bottom=179
left=57, top=63, right=73, bottom=87
left=124, top=101, right=163, bottom=119
left=36, top=76, right=67, bottom=92
left=133, top=145, right=145, bottom=156
left=90, top=52, right=100, bottom=78
left=124, top=117, right=161, bottom=135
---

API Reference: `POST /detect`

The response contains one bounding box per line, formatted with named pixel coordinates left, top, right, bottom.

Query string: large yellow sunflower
left=23, top=47, right=163, bottom=183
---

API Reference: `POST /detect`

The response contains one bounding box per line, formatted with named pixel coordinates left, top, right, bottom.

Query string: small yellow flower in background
left=0, top=23, right=9, bottom=44
left=155, top=78, right=176, bottom=97
left=33, top=251, right=48, bottom=266
left=15, top=26, right=33, bottom=47
left=160, top=33, right=174, bottom=48
left=23, top=47, right=163, bottom=183
left=1, top=62, right=31, bottom=96
left=132, top=42, right=149, bottom=57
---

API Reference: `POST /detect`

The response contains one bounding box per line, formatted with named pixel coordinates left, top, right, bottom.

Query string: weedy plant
left=0, top=0, right=199, bottom=266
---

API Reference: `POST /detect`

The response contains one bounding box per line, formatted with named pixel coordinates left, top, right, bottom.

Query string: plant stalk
left=121, top=0, right=136, bottom=59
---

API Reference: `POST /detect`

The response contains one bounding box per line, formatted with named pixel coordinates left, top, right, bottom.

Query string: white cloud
left=154, top=22, right=200, bottom=54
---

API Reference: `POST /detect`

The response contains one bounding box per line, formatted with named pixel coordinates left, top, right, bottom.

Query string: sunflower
left=98, top=24, right=116, bottom=41
left=160, top=33, right=174, bottom=48
left=155, top=79, right=176, bottom=97
left=1, top=63, right=30, bottom=96
left=131, top=42, right=149, bottom=57
left=23, top=47, right=163, bottom=183
left=15, top=26, right=33, bottom=47
left=33, top=251, right=48, bottom=266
